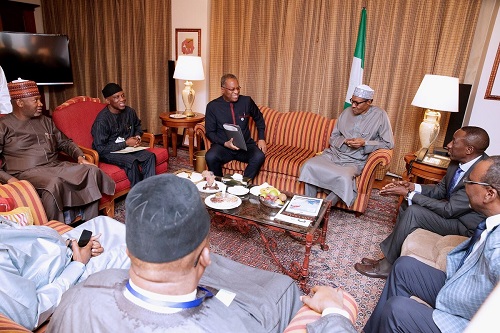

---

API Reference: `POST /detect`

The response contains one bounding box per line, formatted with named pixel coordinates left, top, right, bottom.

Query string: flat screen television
left=0, top=32, right=73, bottom=85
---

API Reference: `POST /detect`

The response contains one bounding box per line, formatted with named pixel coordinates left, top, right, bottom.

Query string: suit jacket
left=412, top=154, right=487, bottom=233
left=433, top=221, right=500, bottom=333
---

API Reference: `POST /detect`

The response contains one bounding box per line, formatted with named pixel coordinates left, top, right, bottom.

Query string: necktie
left=230, top=103, right=236, bottom=124
left=457, top=220, right=487, bottom=269
left=447, top=167, right=464, bottom=197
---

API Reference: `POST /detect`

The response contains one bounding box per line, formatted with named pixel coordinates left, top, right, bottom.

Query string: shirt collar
left=459, top=155, right=482, bottom=173
left=486, top=214, right=500, bottom=231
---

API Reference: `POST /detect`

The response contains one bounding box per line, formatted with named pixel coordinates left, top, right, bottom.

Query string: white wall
left=171, top=0, right=210, bottom=115
left=466, top=2, right=500, bottom=156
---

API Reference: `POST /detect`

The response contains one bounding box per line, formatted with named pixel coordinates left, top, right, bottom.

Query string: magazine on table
left=274, top=201, right=313, bottom=227
left=223, top=123, right=247, bottom=151
left=285, top=195, right=323, bottom=217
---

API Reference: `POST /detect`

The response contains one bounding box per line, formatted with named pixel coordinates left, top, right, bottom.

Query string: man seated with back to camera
left=355, top=126, right=489, bottom=279
left=204, top=74, right=267, bottom=180
left=48, top=174, right=302, bottom=333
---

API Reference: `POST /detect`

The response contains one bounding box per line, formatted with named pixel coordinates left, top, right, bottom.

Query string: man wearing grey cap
left=48, top=174, right=302, bottom=332
left=299, top=84, right=394, bottom=207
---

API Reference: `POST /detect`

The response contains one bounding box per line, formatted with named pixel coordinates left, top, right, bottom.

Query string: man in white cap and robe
left=299, top=84, right=394, bottom=206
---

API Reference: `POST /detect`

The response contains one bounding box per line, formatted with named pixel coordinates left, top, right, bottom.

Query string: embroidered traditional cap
left=125, top=174, right=210, bottom=263
left=353, top=84, right=374, bottom=99
left=102, top=83, right=123, bottom=98
left=7, top=78, right=40, bottom=99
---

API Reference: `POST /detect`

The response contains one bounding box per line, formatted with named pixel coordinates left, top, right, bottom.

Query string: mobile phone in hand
left=77, top=229, right=92, bottom=247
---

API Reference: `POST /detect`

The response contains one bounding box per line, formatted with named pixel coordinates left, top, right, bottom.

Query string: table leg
left=162, top=126, right=168, bottom=150
left=299, top=233, right=313, bottom=293
left=171, top=127, right=177, bottom=157
left=318, top=204, right=330, bottom=251
left=187, top=127, right=195, bottom=166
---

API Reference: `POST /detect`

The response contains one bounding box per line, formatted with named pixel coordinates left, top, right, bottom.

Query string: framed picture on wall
left=485, top=43, right=500, bottom=100
left=175, top=28, right=201, bottom=59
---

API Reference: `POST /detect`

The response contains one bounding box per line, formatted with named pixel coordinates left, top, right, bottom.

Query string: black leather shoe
left=361, top=257, right=383, bottom=265
left=354, top=262, right=390, bottom=279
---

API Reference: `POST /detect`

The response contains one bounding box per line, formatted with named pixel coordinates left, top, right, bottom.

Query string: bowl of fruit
left=259, top=186, right=287, bottom=209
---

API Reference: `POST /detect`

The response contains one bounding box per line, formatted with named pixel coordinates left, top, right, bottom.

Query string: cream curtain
left=210, top=0, right=482, bottom=175
left=41, top=0, right=171, bottom=134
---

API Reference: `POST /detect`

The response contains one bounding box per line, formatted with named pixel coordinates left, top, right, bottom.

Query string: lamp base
left=183, top=110, right=195, bottom=117
left=181, top=80, right=196, bottom=117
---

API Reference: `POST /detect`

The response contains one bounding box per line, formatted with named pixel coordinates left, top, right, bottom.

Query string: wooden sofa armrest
left=79, top=146, right=99, bottom=165
left=194, top=122, right=211, bottom=150
left=140, top=132, right=156, bottom=149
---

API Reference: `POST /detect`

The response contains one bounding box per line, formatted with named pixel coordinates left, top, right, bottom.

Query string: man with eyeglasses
left=363, top=155, right=500, bottom=333
left=204, top=74, right=266, bottom=179
left=299, top=84, right=394, bottom=206
left=356, top=126, right=490, bottom=279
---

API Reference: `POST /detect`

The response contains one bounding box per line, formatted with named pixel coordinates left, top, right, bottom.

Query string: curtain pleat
left=41, top=0, right=171, bottom=134
left=210, top=0, right=482, bottom=175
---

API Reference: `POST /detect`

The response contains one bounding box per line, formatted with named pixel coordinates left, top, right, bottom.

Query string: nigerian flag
left=344, top=8, right=367, bottom=109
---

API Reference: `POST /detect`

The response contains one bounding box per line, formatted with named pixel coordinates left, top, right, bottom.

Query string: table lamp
left=173, top=56, right=205, bottom=117
left=411, top=74, right=459, bottom=161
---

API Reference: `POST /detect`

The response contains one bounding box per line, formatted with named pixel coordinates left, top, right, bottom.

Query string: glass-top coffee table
left=200, top=187, right=331, bottom=292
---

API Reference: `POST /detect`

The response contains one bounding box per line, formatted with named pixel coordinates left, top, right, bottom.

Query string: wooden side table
left=403, top=153, right=447, bottom=184
left=159, top=112, right=205, bottom=166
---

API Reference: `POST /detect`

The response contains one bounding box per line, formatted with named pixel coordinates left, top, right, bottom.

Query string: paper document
left=111, top=146, right=148, bottom=154
left=223, top=123, right=247, bottom=151
left=274, top=201, right=313, bottom=227
left=285, top=195, right=323, bottom=217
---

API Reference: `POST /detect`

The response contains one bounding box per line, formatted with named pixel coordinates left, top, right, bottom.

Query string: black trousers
left=205, top=143, right=265, bottom=179
left=364, top=256, right=445, bottom=333
left=102, top=150, right=156, bottom=187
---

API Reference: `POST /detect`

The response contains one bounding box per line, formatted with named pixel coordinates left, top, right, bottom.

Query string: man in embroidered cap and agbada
left=0, top=78, right=115, bottom=223
left=299, top=84, right=394, bottom=207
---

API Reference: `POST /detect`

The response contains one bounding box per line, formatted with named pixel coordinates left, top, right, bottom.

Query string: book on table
left=274, top=195, right=323, bottom=227
left=223, top=123, right=247, bottom=151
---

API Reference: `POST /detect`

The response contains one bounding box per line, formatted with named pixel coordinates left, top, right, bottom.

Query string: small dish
left=227, top=185, right=250, bottom=196
left=205, top=193, right=242, bottom=210
left=259, top=195, right=284, bottom=209
left=196, top=181, right=227, bottom=193
left=170, top=113, right=187, bottom=119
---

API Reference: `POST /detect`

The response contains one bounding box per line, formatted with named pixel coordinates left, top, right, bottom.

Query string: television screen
left=0, top=32, right=73, bottom=85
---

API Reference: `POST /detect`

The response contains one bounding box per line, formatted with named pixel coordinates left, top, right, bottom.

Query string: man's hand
left=257, top=139, right=267, bottom=154
left=301, top=286, right=344, bottom=313
left=380, top=179, right=415, bottom=196
left=69, top=233, right=102, bottom=264
left=77, top=156, right=93, bottom=165
left=344, top=138, right=365, bottom=149
left=125, top=136, right=141, bottom=148
left=224, top=138, right=239, bottom=150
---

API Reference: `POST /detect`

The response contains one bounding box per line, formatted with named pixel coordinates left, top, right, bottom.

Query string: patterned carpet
left=114, top=148, right=398, bottom=331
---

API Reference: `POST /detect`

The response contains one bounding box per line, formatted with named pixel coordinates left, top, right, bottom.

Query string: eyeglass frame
left=462, top=176, right=496, bottom=190
left=222, top=86, right=241, bottom=92
left=349, top=98, right=370, bottom=106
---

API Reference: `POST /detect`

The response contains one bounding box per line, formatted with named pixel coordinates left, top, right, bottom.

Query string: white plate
left=196, top=181, right=227, bottom=193
left=228, top=186, right=249, bottom=196
left=170, top=113, right=187, bottom=119
left=205, top=194, right=242, bottom=210
left=249, top=182, right=271, bottom=196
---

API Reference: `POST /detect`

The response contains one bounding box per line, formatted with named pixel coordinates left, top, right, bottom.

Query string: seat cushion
left=150, top=147, right=169, bottom=174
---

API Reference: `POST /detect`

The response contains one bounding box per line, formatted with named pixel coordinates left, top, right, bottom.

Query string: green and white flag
left=344, top=8, right=367, bottom=109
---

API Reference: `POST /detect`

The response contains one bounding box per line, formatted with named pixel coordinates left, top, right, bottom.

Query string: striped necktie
left=457, top=220, right=487, bottom=270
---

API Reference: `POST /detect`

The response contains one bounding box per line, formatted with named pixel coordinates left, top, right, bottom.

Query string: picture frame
left=485, top=43, right=500, bottom=100
left=175, top=28, right=201, bottom=59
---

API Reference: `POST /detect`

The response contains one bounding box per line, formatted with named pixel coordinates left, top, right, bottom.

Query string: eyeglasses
left=222, top=86, right=241, bottom=92
left=462, top=176, right=494, bottom=187
left=350, top=98, right=368, bottom=106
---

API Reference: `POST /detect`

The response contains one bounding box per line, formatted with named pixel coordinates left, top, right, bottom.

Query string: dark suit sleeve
left=306, top=314, right=357, bottom=333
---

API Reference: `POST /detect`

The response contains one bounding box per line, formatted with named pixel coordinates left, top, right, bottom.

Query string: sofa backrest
left=52, top=96, right=106, bottom=148
left=252, top=106, right=336, bottom=152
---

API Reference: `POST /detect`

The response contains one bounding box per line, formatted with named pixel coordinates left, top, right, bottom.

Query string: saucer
left=227, top=185, right=249, bottom=196
left=170, top=113, right=187, bottom=119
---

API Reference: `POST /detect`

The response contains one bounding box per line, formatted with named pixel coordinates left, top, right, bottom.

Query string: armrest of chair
left=0, top=314, right=31, bottom=333
left=79, top=146, right=99, bottom=165
left=140, top=132, right=156, bottom=149
left=357, top=148, right=393, bottom=192
left=194, top=122, right=211, bottom=150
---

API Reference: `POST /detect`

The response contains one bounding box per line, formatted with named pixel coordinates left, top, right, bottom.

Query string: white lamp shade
left=173, top=56, right=205, bottom=81
left=411, top=74, right=459, bottom=112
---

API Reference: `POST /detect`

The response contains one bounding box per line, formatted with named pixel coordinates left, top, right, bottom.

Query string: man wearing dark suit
left=364, top=155, right=500, bottom=332
left=355, top=126, right=490, bottom=279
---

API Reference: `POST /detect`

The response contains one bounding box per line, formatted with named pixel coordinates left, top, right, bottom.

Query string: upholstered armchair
left=52, top=96, right=169, bottom=216
left=0, top=180, right=73, bottom=332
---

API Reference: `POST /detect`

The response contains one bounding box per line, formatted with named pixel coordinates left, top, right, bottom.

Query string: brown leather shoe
left=354, top=261, right=391, bottom=279
left=361, top=257, right=383, bottom=265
